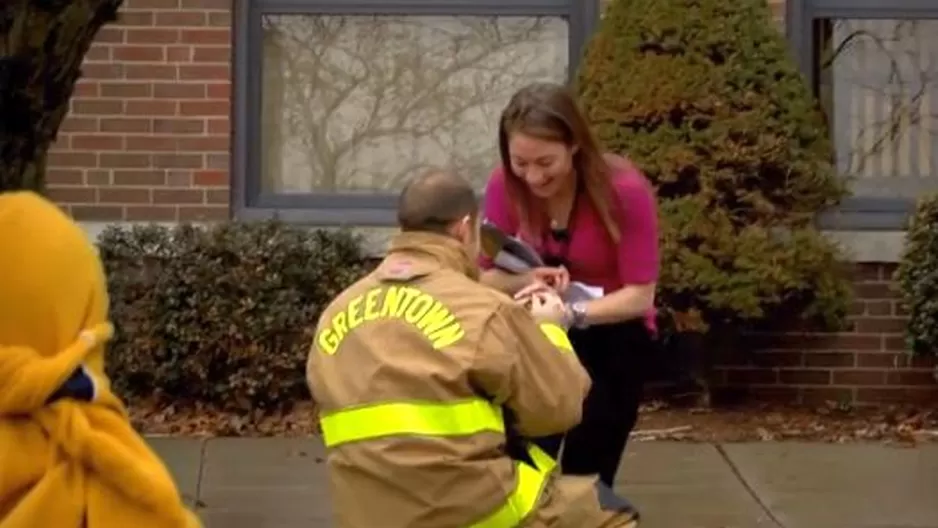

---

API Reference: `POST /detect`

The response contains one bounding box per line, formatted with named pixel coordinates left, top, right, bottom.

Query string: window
left=788, top=0, right=938, bottom=230
left=234, top=1, right=597, bottom=225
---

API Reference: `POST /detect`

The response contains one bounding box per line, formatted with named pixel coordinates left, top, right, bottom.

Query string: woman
left=480, top=82, right=659, bottom=487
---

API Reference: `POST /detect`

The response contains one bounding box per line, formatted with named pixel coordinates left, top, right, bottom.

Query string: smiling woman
left=479, top=82, right=660, bottom=488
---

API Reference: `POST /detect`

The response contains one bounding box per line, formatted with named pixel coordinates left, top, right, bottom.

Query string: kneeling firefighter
left=306, top=169, right=640, bottom=528
left=0, top=191, right=201, bottom=528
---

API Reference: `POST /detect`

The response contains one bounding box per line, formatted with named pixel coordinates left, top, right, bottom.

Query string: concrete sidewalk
left=150, top=437, right=938, bottom=528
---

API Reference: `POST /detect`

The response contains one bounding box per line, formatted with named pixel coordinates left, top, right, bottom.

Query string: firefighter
left=307, top=169, right=640, bottom=528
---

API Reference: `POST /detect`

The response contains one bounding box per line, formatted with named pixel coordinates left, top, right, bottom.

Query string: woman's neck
left=545, top=177, right=578, bottom=228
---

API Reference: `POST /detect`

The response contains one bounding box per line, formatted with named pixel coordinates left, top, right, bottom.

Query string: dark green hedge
left=897, top=194, right=938, bottom=358
left=98, top=221, right=369, bottom=411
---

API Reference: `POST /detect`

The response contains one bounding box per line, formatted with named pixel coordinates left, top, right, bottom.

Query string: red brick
left=167, top=46, right=192, bottom=62
left=167, top=170, right=193, bottom=186
left=181, top=29, right=229, bottom=45
left=101, top=117, right=152, bottom=133
left=99, top=187, right=152, bottom=204
left=156, top=11, right=206, bottom=26
left=749, top=386, right=799, bottom=403
left=832, top=369, right=885, bottom=386
left=179, top=205, right=228, bottom=221
left=154, top=188, right=204, bottom=204
left=72, top=135, right=124, bottom=151
left=851, top=317, right=905, bottom=334
left=126, top=100, right=177, bottom=116
left=113, top=170, right=167, bottom=186
left=801, top=387, right=854, bottom=405
left=125, top=64, right=176, bottom=80
left=127, top=206, right=178, bottom=221
left=153, top=82, right=205, bottom=98
left=193, top=47, right=229, bottom=62
left=100, top=153, right=152, bottom=168
left=125, top=0, right=180, bottom=8
left=46, top=169, right=84, bottom=185
left=72, top=99, right=123, bottom=115
left=856, top=352, right=905, bottom=368
left=208, top=11, right=230, bottom=26
left=60, top=118, right=99, bottom=133
left=125, top=136, right=177, bottom=151
left=71, top=205, right=124, bottom=221
left=207, top=118, right=229, bottom=134
left=885, top=370, right=936, bottom=386
left=86, top=170, right=111, bottom=185
left=114, top=45, right=165, bottom=62
left=194, top=169, right=227, bottom=186
left=127, top=28, right=179, bottom=44
left=153, top=153, right=203, bottom=169
left=118, top=11, right=155, bottom=26
left=180, top=100, right=228, bottom=116
left=778, top=369, right=831, bottom=385
left=82, top=63, right=123, bottom=79
left=153, top=118, right=204, bottom=134
left=206, top=153, right=229, bottom=170
left=181, top=0, right=230, bottom=9
left=178, top=64, right=229, bottom=81
left=73, top=82, right=100, bottom=97
left=883, top=336, right=907, bottom=352
left=96, top=28, right=124, bottom=44
left=804, top=352, right=855, bottom=367
left=206, top=82, right=230, bottom=99
left=857, top=387, right=938, bottom=405
left=47, top=187, right=96, bottom=204
left=207, top=189, right=228, bottom=203
left=86, top=45, right=111, bottom=61
left=101, top=82, right=153, bottom=98
left=177, top=136, right=228, bottom=151
left=48, top=152, right=97, bottom=167
left=725, top=368, right=778, bottom=385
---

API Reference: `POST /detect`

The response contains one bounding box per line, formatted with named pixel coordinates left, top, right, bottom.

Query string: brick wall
left=41, top=0, right=938, bottom=405
left=46, top=0, right=231, bottom=223
left=716, top=263, right=938, bottom=405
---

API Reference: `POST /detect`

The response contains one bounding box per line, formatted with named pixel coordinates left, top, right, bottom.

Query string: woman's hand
left=526, top=266, right=570, bottom=294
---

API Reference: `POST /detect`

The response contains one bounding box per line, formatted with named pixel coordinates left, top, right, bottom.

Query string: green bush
left=896, top=194, right=938, bottom=358
left=576, top=0, right=852, bottom=333
left=98, top=221, right=369, bottom=411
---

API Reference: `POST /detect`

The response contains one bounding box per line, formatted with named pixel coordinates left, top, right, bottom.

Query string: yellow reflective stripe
left=538, top=323, right=573, bottom=353
left=469, top=444, right=557, bottom=528
left=320, top=399, right=505, bottom=447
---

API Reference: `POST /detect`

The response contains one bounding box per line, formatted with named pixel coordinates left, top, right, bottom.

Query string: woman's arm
left=577, top=168, right=659, bottom=326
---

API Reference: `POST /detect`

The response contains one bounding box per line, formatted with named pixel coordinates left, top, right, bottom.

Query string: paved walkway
left=150, top=437, right=938, bottom=528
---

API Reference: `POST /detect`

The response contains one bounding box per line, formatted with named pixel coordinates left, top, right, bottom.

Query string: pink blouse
left=479, top=159, right=660, bottom=329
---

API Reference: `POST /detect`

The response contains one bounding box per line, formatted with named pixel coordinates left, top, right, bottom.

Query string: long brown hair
left=498, top=82, right=621, bottom=243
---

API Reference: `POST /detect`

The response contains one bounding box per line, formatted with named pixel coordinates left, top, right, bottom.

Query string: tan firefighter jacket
left=307, top=231, right=591, bottom=528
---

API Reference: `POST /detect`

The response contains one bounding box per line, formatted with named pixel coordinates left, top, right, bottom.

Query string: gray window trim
left=232, top=0, right=599, bottom=226
left=788, top=0, right=938, bottom=231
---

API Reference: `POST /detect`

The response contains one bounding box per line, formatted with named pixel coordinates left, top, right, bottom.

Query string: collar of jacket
left=388, top=231, right=480, bottom=281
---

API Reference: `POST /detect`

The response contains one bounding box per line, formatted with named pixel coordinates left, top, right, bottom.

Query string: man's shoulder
left=434, top=269, right=519, bottom=314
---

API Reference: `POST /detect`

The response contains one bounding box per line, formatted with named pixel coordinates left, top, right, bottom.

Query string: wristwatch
left=567, top=301, right=589, bottom=329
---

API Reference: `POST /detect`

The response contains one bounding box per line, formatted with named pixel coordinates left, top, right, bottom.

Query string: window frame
left=232, top=0, right=598, bottom=225
left=787, top=0, right=938, bottom=230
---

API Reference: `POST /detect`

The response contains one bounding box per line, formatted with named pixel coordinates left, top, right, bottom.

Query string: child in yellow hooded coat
left=0, top=191, right=201, bottom=528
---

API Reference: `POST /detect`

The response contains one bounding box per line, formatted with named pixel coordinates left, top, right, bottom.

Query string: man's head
left=397, top=169, right=480, bottom=257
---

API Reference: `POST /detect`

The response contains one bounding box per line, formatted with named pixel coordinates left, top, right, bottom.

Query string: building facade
left=46, top=0, right=938, bottom=404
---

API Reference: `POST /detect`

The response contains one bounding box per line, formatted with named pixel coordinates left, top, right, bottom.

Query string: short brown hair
left=397, top=169, right=478, bottom=233
left=498, top=82, right=620, bottom=242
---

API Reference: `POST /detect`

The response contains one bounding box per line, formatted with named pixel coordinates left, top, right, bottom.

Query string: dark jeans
left=533, top=320, right=652, bottom=487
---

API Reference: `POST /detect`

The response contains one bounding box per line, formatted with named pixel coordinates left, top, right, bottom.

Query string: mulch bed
left=130, top=399, right=938, bottom=446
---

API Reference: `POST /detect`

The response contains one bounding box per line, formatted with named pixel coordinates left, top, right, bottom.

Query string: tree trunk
left=0, top=0, right=121, bottom=193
